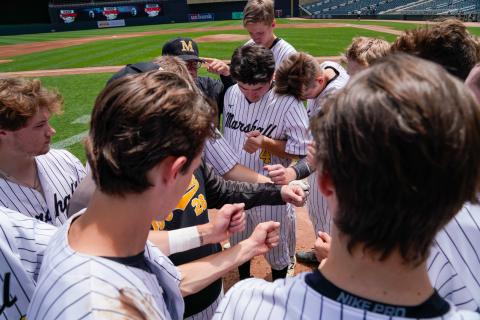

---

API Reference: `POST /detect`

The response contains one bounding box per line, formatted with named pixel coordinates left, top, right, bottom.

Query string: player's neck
left=320, top=228, right=434, bottom=306
left=68, top=190, right=157, bottom=258
left=264, top=34, right=277, bottom=49
left=0, top=149, right=36, bottom=182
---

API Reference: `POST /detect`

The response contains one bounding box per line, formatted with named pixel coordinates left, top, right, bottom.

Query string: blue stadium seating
left=302, top=0, right=479, bottom=15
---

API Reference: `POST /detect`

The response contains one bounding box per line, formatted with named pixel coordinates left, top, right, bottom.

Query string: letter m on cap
left=181, top=40, right=193, bottom=52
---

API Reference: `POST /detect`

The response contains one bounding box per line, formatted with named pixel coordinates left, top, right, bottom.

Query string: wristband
left=292, top=161, right=312, bottom=180
left=168, top=226, right=201, bottom=254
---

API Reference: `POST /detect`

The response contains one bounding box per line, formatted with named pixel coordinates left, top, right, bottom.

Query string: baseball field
left=1, top=17, right=479, bottom=285
left=0, top=18, right=479, bottom=163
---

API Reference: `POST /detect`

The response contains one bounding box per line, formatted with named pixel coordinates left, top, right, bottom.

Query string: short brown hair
left=343, top=37, right=390, bottom=66
left=86, top=71, right=215, bottom=195
left=311, top=53, right=480, bottom=264
left=391, top=19, right=480, bottom=80
left=153, top=55, right=194, bottom=85
left=230, top=45, right=275, bottom=84
left=0, top=77, right=62, bottom=131
left=243, top=0, right=274, bottom=26
left=275, top=52, right=320, bottom=100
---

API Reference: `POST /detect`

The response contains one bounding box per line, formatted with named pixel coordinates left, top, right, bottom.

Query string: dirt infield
left=0, top=56, right=343, bottom=77
left=222, top=206, right=318, bottom=291
left=194, top=34, right=251, bottom=42
left=0, top=22, right=401, bottom=59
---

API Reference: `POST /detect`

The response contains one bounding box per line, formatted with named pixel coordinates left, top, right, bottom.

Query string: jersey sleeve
left=55, top=149, right=87, bottom=183
left=0, top=207, right=56, bottom=319
left=428, top=204, right=480, bottom=312
left=283, top=99, right=310, bottom=157
left=203, top=129, right=239, bottom=176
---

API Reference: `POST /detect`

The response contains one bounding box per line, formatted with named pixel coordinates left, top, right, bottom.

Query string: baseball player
left=266, top=52, right=349, bottom=264
left=342, top=37, right=390, bottom=76
left=0, top=77, right=86, bottom=226
left=28, top=71, right=281, bottom=320
left=390, top=19, right=479, bottom=81
left=242, top=0, right=298, bottom=268
left=428, top=203, right=480, bottom=312
left=214, top=54, right=480, bottom=320
left=0, top=206, right=57, bottom=320
left=69, top=58, right=305, bottom=319
left=243, top=0, right=297, bottom=69
left=223, top=45, right=310, bottom=280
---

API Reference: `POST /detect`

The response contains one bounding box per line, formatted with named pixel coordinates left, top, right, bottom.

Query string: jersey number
left=259, top=149, right=272, bottom=164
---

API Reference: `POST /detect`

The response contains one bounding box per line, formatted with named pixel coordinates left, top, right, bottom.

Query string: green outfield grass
left=0, top=18, right=421, bottom=46
left=2, top=18, right=477, bottom=162
left=0, top=28, right=395, bottom=72
left=41, top=73, right=113, bottom=163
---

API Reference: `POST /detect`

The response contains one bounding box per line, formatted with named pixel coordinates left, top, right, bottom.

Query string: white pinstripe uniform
left=0, top=206, right=56, bottom=320
left=306, top=61, right=349, bottom=235
left=223, top=86, right=309, bottom=270
left=246, top=37, right=298, bottom=258
left=213, top=273, right=480, bottom=320
left=245, top=38, right=297, bottom=70
left=27, top=213, right=184, bottom=320
left=427, top=202, right=480, bottom=312
left=0, top=149, right=86, bottom=226
left=204, top=129, right=240, bottom=176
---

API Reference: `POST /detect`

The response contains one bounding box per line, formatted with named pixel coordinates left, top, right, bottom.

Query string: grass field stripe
left=52, top=131, right=88, bottom=149
left=71, top=115, right=91, bottom=124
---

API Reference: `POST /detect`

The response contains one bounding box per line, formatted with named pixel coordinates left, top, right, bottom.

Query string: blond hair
left=343, top=37, right=390, bottom=66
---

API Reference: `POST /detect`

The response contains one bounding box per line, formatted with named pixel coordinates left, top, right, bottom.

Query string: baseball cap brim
left=178, top=54, right=205, bottom=63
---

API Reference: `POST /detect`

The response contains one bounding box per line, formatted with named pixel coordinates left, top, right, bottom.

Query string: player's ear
left=154, top=156, right=187, bottom=185
left=318, top=169, right=335, bottom=197
left=271, top=19, right=276, bottom=28
left=0, top=129, right=8, bottom=137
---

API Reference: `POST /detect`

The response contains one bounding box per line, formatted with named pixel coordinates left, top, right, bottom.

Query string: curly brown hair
left=0, top=77, right=63, bottom=131
left=391, top=19, right=480, bottom=80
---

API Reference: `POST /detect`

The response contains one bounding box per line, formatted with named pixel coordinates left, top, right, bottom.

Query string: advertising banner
left=188, top=12, right=215, bottom=22
left=97, top=19, right=126, bottom=28
left=231, top=11, right=243, bottom=19
left=57, top=3, right=163, bottom=24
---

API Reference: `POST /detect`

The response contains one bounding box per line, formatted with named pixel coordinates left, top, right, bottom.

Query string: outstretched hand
left=203, top=57, right=230, bottom=77
left=244, top=130, right=264, bottom=154
left=247, top=221, right=281, bottom=256
left=314, top=231, right=331, bottom=261
left=280, top=184, right=306, bottom=207
left=264, top=164, right=297, bottom=185
left=209, top=203, right=246, bottom=244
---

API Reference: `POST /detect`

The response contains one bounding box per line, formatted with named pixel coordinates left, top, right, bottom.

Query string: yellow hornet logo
left=151, top=175, right=200, bottom=230
left=181, top=40, right=194, bottom=52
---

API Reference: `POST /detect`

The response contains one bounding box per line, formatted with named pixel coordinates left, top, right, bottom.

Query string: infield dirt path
left=0, top=22, right=401, bottom=59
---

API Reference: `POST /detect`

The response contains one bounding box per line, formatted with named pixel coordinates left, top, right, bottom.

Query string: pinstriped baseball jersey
left=306, top=61, right=349, bottom=234
left=306, top=61, right=350, bottom=118
left=427, top=203, right=480, bottom=312
left=223, top=86, right=309, bottom=173
left=204, top=129, right=239, bottom=176
left=213, top=272, right=480, bottom=320
left=223, top=86, right=309, bottom=269
left=27, top=213, right=184, bottom=320
left=0, top=149, right=86, bottom=226
left=245, top=38, right=297, bottom=69
left=0, top=206, right=56, bottom=320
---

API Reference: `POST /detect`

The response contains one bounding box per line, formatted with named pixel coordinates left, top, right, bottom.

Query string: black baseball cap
left=107, top=61, right=160, bottom=85
left=162, top=37, right=203, bottom=62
